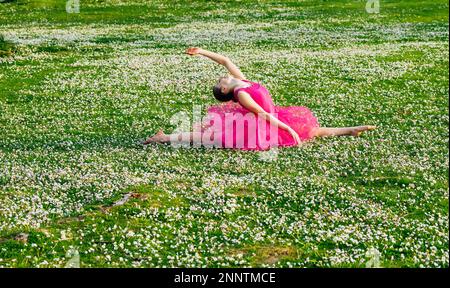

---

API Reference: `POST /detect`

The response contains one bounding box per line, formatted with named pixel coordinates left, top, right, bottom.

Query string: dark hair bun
left=213, top=86, right=235, bottom=102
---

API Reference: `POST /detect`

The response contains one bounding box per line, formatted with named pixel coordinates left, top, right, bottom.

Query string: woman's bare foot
left=350, top=125, right=377, bottom=137
left=142, top=129, right=167, bottom=145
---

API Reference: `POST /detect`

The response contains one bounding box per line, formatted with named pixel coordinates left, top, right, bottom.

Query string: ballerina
left=143, top=47, right=376, bottom=150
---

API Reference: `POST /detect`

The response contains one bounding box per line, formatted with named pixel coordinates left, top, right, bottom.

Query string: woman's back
left=233, top=80, right=275, bottom=114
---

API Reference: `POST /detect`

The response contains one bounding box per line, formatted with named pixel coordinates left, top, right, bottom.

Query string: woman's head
left=212, top=75, right=235, bottom=102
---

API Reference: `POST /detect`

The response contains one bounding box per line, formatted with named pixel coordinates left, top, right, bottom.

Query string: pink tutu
left=199, top=80, right=319, bottom=150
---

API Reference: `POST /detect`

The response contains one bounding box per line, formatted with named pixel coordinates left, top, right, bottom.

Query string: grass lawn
left=0, top=0, right=448, bottom=267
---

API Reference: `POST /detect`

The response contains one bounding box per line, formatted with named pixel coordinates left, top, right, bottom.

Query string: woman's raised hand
left=186, top=47, right=202, bottom=56
left=288, top=128, right=301, bottom=146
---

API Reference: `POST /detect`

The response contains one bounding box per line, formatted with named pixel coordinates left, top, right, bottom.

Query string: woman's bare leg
left=143, top=129, right=201, bottom=145
left=313, top=125, right=376, bottom=138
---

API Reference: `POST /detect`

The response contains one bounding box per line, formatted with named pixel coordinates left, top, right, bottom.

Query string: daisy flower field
left=0, top=0, right=448, bottom=268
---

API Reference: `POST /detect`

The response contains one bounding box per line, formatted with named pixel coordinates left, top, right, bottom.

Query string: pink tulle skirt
left=198, top=102, right=319, bottom=150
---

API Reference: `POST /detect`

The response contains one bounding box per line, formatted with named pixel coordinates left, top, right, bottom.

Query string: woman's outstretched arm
left=186, top=47, right=246, bottom=80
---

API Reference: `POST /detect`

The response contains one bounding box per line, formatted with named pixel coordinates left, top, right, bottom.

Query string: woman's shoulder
left=243, top=79, right=263, bottom=89
left=242, top=79, right=258, bottom=85
left=233, top=81, right=253, bottom=95
left=232, top=83, right=253, bottom=103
